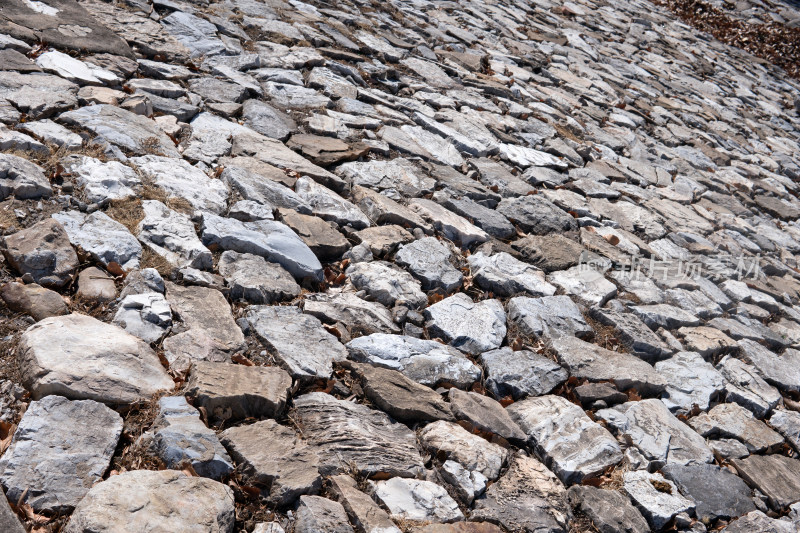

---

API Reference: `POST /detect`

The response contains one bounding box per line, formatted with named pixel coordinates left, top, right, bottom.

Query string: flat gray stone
left=2, top=218, right=78, bottom=288
left=592, top=308, right=672, bottom=362
left=548, top=266, right=617, bottom=307
left=551, top=336, right=668, bottom=396
left=448, top=388, right=526, bottom=442
left=147, top=396, right=233, bottom=480
left=53, top=211, right=142, bottom=271
left=137, top=200, right=212, bottom=270
left=131, top=155, right=229, bottom=215
left=468, top=252, right=556, bottom=297
left=166, top=283, right=245, bottom=355
left=63, top=470, right=234, bottom=533
left=347, top=261, right=427, bottom=309
left=655, top=351, right=726, bottom=412
left=395, top=237, right=463, bottom=292
left=295, top=496, right=354, bottom=533
left=496, top=195, right=577, bottom=235
left=294, top=177, right=370, bottom=229
left=294, top=392, right=424, bottom=478
left=221, top=166, right=310, bottom=214
left=329, top=475, right=401, bottom=533
left=597, top=399, right=715, bottom=468
left=689, top=403, right=784, bottom=453
left=508, top=395, right=622, bottom=484
left=60, top=156, right=139, bottom=205
left=59, top=104, right=179, bottom=157
left=186, top=361, right=292, bottom=423
left=566, top=486, right=649, bottom=533
left=623, top=470, right=694, bottom=531
left=201, top=214, right=323, bottom=281
left=218, top=250, right=300, bottom=304
left=717, top=356, right=781, bottom=418
left=373, top=478, right=463, bottom=523
left=245, top=305, right=347, bottom=380
left=0, top=153, right=50, bottom=200
left=631, top=304, right=701, bottom=329
left=480, top=347, right=568, bottom=399
left=507, top=295, right=592, bottom=340
left=732, top=455, right=800, bottom=510
left=347, top=334, right=480, bottom=388
left=770, top=409, right=800, bottom=453
left=662, top=464, right=756, bottom=522
left=113, top=292, right=172, bottom=343
left=345, top=362, right=453, bottom=423
left=303, top=290, right=400, bottom=335
left=242, top=99, right=296, bottom=140
left=424, top=293, right=506, bottom=355
left=737, top=340, right=800, bottom=393
left=20, top=313, right=173, bottom=404
left=0, top=395, right=122, bottom=513
left=221, top=420, right=322, bottom=506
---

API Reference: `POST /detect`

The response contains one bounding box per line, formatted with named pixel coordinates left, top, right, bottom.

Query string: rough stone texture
left=347, top=334, right=481, bottom=388
left=0, top=153, right=51, bottom=200
left=221, top=420, right=321, bottom=506
left=0, top=395, right=122, bottom=513
left=623, top=470, right=695, bottom=531
left=655, top=351, right=726, bottom=412
left=347, top=261, right=427, bottom=309
left=472, top=453, right=567, bottom=533
left=75, top=267, right=117, bottom=303
left=218, top=250, right=301, bottom=304
left=373, top=478, right=464, bottom=523
left=420, top=420, right=509, bottom=480
left=448, top=388, right=526, bottom=442
left=167, top=283, right=246, bottom=355
left=566, top=486, right=650, bottom=533
left=0, top=281, right=67, bottom=321
left=330, top=474, right=402, bottom=533
left=468, top=251, right=555, bottom=297
left=294, top=392, right=424, bottom=478
left=661, top=464, right=756, bottom=521
left=548, top=266, right=617, bottom=307
left=303, top=290, right=400, bottom=335
left=689, top=402, right=784, bottom=453
left=717, top=355, right=782, bottom=418
left=19, top=313, right=173, bottom=404
left=2, top=218, right=78, bottom=288
left=592, top=308, right=672, bottom=361
left=424, top=293, right=506, bottom=355
left=507, top=295, right=592, bottom=340
left=508, top=395, right=623, bottom=483
left=186, top=362, right=292, bottom=423
left=113, top=292, right=171, bottom=343
left=597, top=399, right=714, bottom=468
left=480, top=347, right=568, bottom=399
left=737, top=339, right=800, bottom=393
left=551, top=336, right=668, bottom=396
left=732, top=454, right=800, bottom=510
left=770, top=409, right=800, bottom=453
left=295, top=496, right=355, bottom=533
left=137, top=200, right=212, bottom=270
left=278, top=209, right=350, bottom=260
left=345, top=362, right=452, bottom=423
left=245, top=305, right=347, bottom=380
left=147, top=396, right=233, bottom=480
left=395, top=237, right=463, bottom=292
left=63, top=470, right=235, bottom=533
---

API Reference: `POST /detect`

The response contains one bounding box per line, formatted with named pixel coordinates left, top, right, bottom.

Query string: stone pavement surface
left=1, top=0, right=800, bottom=530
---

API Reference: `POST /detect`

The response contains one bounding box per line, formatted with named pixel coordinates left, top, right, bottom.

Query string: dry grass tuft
left=105, top=197, right=144, bottom=234
left=140, top=247, right=173, bottom=277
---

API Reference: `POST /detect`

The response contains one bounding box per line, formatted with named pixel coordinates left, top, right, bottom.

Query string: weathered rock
left=351, top=185, right=432, bottom=233
left=507, top=295, right=592, bottom=340
left=573, top=382, right=628, bottom=407
left=218, top=250, right=300, bottom=304
left=186, top=362, right=291, bottom=423
left=347, top=334, right=480, bottom=388
left=655, top=351, right=726, bottom=412
left=329, top=475, right=402, bottom=533
left=113, top=292, right=172, bottom=343
left=75, top=267, right=116, bottom=302
left=592, top=308, right=672, bottom=361
left=0, top=491, right=23, bottom=533
left=0, top=395, right=122, bottom=512
left=424, top=293, right=506, bottom=355
left=548, top=266, right=617, bottom=307
left=303, top=290, right=400, bottom=335
left=497, top=195, right=577, bottom=235
left=770, top=409, right=800, bottom=453
left=395, top=237, right=463, bottom=292
left=53, top=210, right=142, bottom=271
left=448, top=388, right=526, bottom=442
left=566, top=486, right=650, bottom=533
left=245, top=305, right=347, bottom=380
left=623, top=470, right=695, bottom=531
left=631, top=304, right=701, bottom=330
left=278, top=209, right=349, bottom=260
left=551, top=336, right=668, bottom=396
left=355, top=225, right=414, bottom=257
left=737, top=339, right=800, bottom=393
left=221, top=166, right=310, bottom=214
left=689, top=402, right=784, bottom=453
left=294, top=177, right=370, bottom=229
left=420, top=420, right=509, bottom=482
left=59, top=104, right=179, bottom=157
left=63, top=470, right=234, bottom=533
left=678, top=326, right=737, bottom=358
left=295, top=496, right=355, bottom=533
left=722, top=510, right=796, bottom=533
left=294, top=392, right=425, bottom=478
left=409, top=198, right=489, bottom=246
left=512, top=234, right=587, bottom=273
left=661, top=464, right=756, bottom=522
left=597, top=399, right=714, bottom=468
left=373, top=478, right=463, bottom=523
left=137, top=200, right=212, bottom=270
left=20, top=313, right=173, bottom=404
left=468, top=252, right=556, bottom=297
left=166, top=283, right=245, bottom=354
left=472, top=453, right=567, bottom=533
left=201, top=214, right=323, bottom=281
left=2, top=218, right=78, bottom=287
left=0, top=281, right=67, bottom=320
left=148, top=396, right=233, bottom=480
left=345, top=362, right=452, bottom=423
left=0, top=153, right=51, bottom=200
left=508, top=395, right=622, bottom=483
left=347, top=261, right=427, bottom=309
left=221, top=420, right=322, bottom=506
left=732, top=454, right=800, bottom=510
left=242, top=99, right=297, bottom=140
left=480, top=347, right=568, bottom=399
left=717, top=355, right=781, bottom=418
left=131, top=155, right=229, bottom=214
